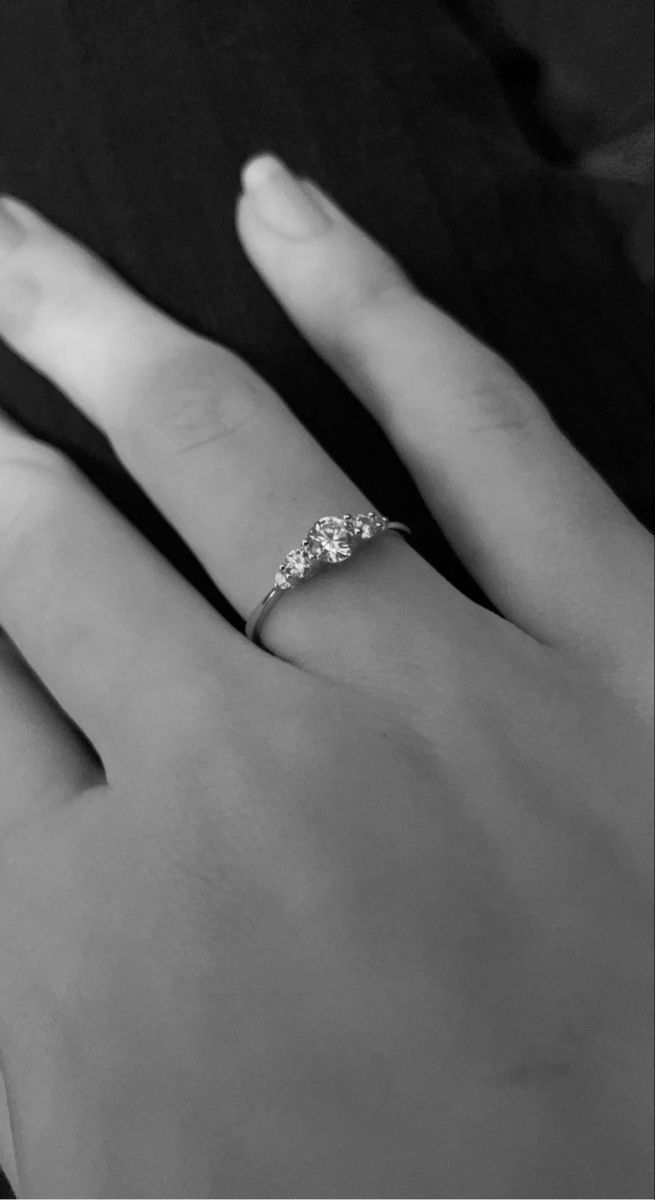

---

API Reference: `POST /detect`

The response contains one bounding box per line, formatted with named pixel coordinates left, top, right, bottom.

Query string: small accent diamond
left=352, top=512, right=388, bottom=540
left=275, top=545, right=319, bottom=591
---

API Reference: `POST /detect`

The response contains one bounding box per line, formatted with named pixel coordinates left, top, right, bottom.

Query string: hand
left=0, top=156, right=652, bottom=1199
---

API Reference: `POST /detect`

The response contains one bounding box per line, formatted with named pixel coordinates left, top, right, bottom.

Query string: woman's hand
left=0, top=156, right=652, bottom=1198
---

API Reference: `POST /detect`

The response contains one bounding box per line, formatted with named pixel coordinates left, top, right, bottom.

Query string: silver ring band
left=245, top=512, right=412, bottom=648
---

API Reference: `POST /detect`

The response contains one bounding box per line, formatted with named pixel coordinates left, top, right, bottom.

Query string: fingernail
left=241, top=154, right=331, bottom=239
left=0, top=196, right=27, bottom=256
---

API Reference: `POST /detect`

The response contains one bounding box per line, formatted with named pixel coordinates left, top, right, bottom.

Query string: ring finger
left=0, top=192, right=477, bottom=692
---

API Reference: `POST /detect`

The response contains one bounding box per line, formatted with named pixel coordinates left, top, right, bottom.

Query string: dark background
left=0, top=1, right=652, bottom=1195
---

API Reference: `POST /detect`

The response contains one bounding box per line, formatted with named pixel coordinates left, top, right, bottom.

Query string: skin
left=0, top=160, right=652, bottom=1198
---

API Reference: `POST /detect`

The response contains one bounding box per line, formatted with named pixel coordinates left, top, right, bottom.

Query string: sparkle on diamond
left=274, top=513, right=389, bottom=590
left=308, top=516, right=355, bottom=563
left=275, top=546, right=317, bottom=590
left=352, top=512, right=387, bottom=540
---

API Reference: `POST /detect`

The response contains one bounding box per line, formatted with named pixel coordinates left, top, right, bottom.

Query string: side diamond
left=352, top=512, right=388, bottom=540
left=275, top=545, right=319, bottom=590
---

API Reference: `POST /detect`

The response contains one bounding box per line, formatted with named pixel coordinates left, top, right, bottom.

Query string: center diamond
left=307, top=516, right=355, bottom=564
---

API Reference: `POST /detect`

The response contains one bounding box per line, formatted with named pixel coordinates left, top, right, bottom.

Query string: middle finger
left=0, top=195, right=476, bottom=682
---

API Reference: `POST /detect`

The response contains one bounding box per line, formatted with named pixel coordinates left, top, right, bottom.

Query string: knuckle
left=0, top=232, right=108, bottom=340
left=464, top=354, right=546, bottom=439
left=0, top=434, right=74, bottom=504
left=117, top=338, right=259, bottom=459
left=0, top=440, right=75, bottom=561
left=346, top=250, right=415, bottom=326
left=338, top=256, right=548, bottom=446
left=0, top=270, right=41, bottom=339
left=4, top=437, right=75, bottom=488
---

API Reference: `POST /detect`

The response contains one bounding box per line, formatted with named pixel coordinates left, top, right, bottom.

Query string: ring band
left=245, top=512, right=412, bottom=647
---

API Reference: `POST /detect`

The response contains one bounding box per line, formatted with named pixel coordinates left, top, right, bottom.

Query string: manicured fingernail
left=0, top=196, right=27, bottom=256
left=241, top=154, right=331, bottom=239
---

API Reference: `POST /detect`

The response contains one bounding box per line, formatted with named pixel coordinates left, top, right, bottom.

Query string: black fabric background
left=0, top=2, right=653, bottom=1194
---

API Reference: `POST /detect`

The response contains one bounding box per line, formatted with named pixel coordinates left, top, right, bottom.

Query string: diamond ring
left=245, top=512, right=412, bottom=647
